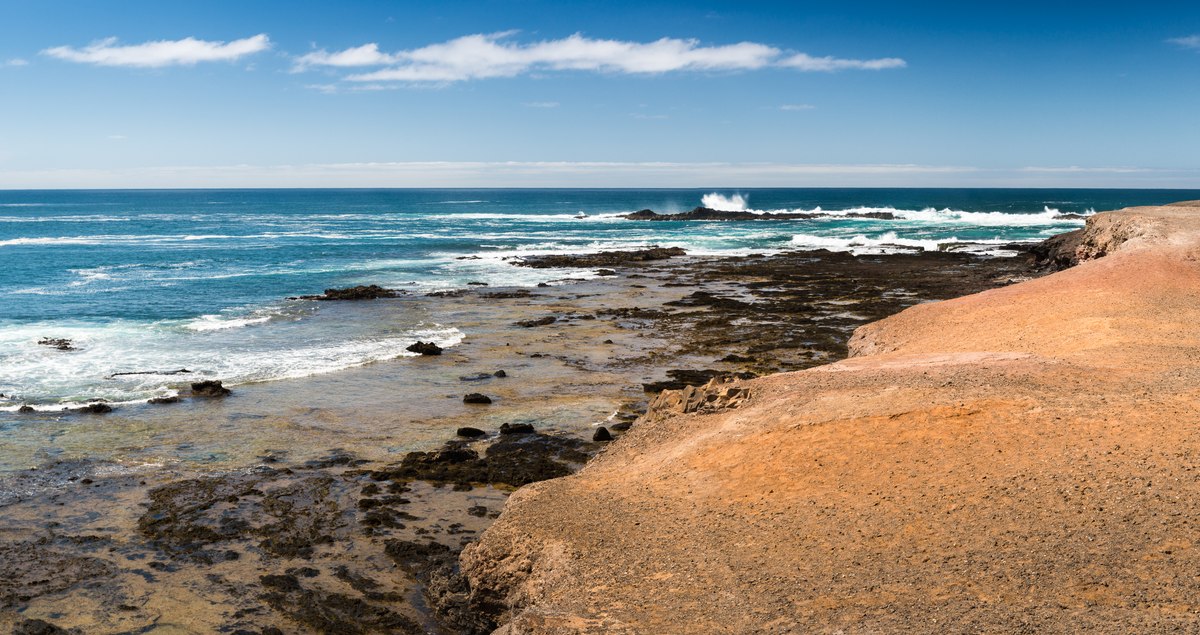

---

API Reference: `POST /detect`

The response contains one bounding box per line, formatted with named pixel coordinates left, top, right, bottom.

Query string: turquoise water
left=0, top=187, right=1195, bottom=407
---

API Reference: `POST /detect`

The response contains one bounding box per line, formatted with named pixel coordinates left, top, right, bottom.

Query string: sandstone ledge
left=462, top=203, right=1200, bottom=634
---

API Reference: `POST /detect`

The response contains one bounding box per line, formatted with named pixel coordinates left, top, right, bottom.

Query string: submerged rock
left=456, top=427, right=486, bottom=438
left=515, top=316, right=557, bottom=328
left=37, top=338, right=75, bottom=351
left=499, top=423, right=535, bottom=435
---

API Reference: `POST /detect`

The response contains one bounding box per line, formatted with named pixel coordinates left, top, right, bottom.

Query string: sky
left=0, top=0, right=1198, bottom=188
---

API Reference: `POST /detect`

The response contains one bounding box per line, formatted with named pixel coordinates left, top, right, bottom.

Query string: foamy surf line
left=0, top=320, right=465, bottom=407
left=699, top=192, right=1093, bottom=226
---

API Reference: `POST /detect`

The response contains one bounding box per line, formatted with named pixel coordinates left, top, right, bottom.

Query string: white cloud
left=524, top=101, right=560, bottom=108
left=1168, top=35, right=1200, bottom=50
left=294, top=43, right=398, bottom=69
left=778, top=53, right=906, bottom=71
left=780, top=104, right=815, bottom=111
left=42, top=34, right=270, bottom=68
left=3, top=58, right=29, bottom=67
left=296, top=33, right=903, bottom=84
left=107, top=134, right=127, bottom=141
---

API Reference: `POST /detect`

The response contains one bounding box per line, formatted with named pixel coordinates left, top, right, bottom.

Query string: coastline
left=461, top=202, right=1200, bottom=633
left=0, top=244, right=1042, bottom=633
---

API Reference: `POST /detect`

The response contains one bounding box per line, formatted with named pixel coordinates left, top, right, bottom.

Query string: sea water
left=0, top=187, right=1195, bottom=409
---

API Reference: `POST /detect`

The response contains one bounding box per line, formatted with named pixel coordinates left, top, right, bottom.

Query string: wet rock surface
left=406, top=341, right=443, bottom=356
left=294, top=284, right=401, bottom=301
left=515, top=246, right=686, bottom=268
left=190, top=379, right=231, bottom=398
left=36, top=338, right=75, bottom=352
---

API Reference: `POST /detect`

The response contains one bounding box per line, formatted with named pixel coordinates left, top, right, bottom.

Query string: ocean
left=1, top=187, right=1196, bottom=411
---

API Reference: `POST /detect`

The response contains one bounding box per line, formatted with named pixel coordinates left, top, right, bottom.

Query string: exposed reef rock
left=294, top=285, right=400, bottom=300
left=515, top=246, right=686, bottom=268
left=623, top=206, right=895, bottom=221
left=190, top=380, right=231, bottom=398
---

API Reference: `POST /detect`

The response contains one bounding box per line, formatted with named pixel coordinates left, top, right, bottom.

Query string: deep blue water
left=1, top=187, right=1196, bottom=407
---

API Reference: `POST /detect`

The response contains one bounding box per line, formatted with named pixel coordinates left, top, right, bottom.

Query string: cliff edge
left=462, top=203, right=1200, bottom=634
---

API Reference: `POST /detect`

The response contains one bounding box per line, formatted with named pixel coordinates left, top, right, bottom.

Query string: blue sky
left=1, top=0, right=1198, bottom=188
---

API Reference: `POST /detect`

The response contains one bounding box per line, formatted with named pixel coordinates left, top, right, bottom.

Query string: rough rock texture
left=515, top=247, right=686, bottom=269
left=462, top=203, right=1200, bottom=634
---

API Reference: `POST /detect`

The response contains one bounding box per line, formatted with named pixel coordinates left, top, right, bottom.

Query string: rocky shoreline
left=459, top=203, right=1200, bottom=634
left=0, top=242, right=1048, bottom=634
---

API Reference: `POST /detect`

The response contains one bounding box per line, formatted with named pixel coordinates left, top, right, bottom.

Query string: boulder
left=463, top=393, right=493, bottom=405
left=499, top=422, right=535, bottom=435
left=407, top=341, right=443, bottom=356
left=191, top=380, right=231, bottom=398
left=456, top=427, right=486, bottom=438
left=593, top=427, right=613, bottom=442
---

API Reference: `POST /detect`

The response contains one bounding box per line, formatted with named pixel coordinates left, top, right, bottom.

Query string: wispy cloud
left=1168, top=35, right=1200, bottom=50
left=524, top=101, right=560, bottom=108
left=778, top=53, right=906, bottom=71
left=296, top=32, right=904, bottom=84
left=780, top=104, right=815, bottom=111
left=630, top=113, right=668, bottom=120
left=2, top=58, right=29, bottom=67
left=42, top=34, right=270, bottom=68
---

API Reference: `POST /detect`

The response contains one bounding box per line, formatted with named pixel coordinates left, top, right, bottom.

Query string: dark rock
left=295, top=285, right=399, bottom=301
left=493, top=369, right=507, bottom=378
left=537, top=282, right=551, bottom=287
left=406, top=341, right=443, bottom=356
left=499, top=422, right=535, bottom=435
left=426, top=289, right=467, bottom=298
left=643, top=369, right=757, bottom=393
left=81, top=402, right=113, bottom=414
left=1030, top=228, right=1085, bottom=270
left=459, top=373, right=494, bottom=382
left=622, top=206, right=894, bottom=222
left=720, top=354, right=756, bottom=363
left=611, top=422, right=633, bottom=432
left=37, top=338, right=75, bottom=351
left=603, top=339, right=614, bottom=344
left=467, top=505, right=489, bottom=517
left=515, top=246, right=687, bottom=269
left=13, top=619, right=73, bottom=635
left=515, top=316, right=557, bottom=328
left=191, top=380, right=231, bottom=398
left=593, top=427, right=613, bottom=442
left=466, top=281, right=489, bottom=286
left=595, top=269, right=617, bottom=276
left=17, top=405, right=35, bottom=413
left=148, top=396, right=180, bottom=405
left=482, top=289, right=532, bottom=299
left=109, top=368, right=191, bottom=377
left=462, top=393, right=492, bottom=405
left=456, top=427, right=486, bottom=438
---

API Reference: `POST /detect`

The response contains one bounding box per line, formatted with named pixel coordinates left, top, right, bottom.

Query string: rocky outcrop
left=462, top=202, right=1200, bottom=633
left=623, top=206, right=895, bottom=221
left=295, top=285, right=400, bottom=301
left=1030, top=204, right=1171, bottom=270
